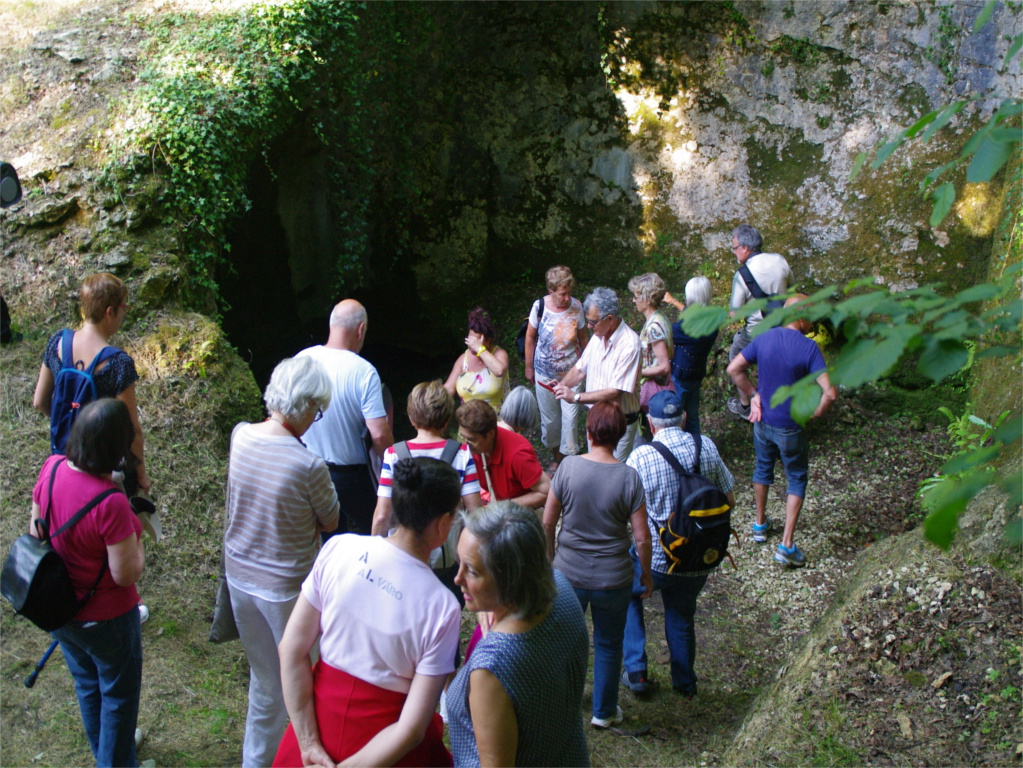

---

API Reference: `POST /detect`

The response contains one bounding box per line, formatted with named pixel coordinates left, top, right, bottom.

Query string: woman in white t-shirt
left=523, top=265, right=588, bottom=473
left=274, top=457, right=463, bottom=768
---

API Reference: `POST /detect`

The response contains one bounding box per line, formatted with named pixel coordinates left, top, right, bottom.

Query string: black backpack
left=50, top=329, right=121, bottom=454
left=1, top=459, right=118, bottom=631
left=514, top=298, right=545, bottom=359
left=650, top=440, right=736, bottom=573
left=738, top=263, right=786, bottom=317
left=392, top=439, right=461, bottom=466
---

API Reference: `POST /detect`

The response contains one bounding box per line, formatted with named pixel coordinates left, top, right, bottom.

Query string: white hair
left=264, top=356, right=331, bottom=422
left=685, top=276, right=712, bottom=307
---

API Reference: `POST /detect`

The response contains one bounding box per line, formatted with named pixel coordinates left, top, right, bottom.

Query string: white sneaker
left=138, top=604, right=150, bottom=624
left=590, top=705, right=623, bottom=729
left=135, top=728, right=144, bottom=749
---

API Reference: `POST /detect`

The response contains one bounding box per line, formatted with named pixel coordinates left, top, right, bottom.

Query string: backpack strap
left=650, top=437, right=701, bottom=476
left=439, top=439, right=460, bottom=466
left=85, top=345, right=121, bottom=375
left=738, top=264, right=768, bottom=300
left=59, top=329, right=121, bottom=374
left=536, top=298, right=545, bottom=324
left=392, top=441, right=412, bottom=461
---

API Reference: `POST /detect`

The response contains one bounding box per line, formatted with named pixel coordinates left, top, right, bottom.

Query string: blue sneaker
left=752, top=517, right=773, bottom=544
left=775, top=543, right=806, bottom=567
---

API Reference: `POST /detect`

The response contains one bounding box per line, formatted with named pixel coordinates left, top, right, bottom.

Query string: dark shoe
left=621, top=668, right=649, bottom=694
left=673, top=686, right=697, bottom=700
left=727, top=396, right=751, bottom=420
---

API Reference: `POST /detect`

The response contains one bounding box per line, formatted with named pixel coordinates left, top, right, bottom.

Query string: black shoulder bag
left=1, top=459, right=118, bottom=632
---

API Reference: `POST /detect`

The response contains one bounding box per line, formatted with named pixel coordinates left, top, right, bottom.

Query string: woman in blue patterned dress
left=447, top=502, right=590, bottom=767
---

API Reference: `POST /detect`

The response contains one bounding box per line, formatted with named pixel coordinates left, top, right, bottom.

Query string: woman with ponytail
left=274, top=457, right=463, bottom=768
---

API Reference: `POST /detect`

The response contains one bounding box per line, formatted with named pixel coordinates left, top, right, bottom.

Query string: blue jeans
left=573, top=585, right=632, bottom=719
left=623, top=549, right=707, bottom=695
left=753, top=422, right=809, bottom=498
left=673, top=378, right=702, bottom=441
left=52, top=607, right=142, bottom=768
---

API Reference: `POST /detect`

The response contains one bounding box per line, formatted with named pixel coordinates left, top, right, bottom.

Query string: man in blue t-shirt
left=726, top=295, right=837, bottom=567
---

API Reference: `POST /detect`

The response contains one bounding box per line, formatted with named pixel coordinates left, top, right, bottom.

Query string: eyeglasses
left=458, top=431, right=480, bottom=448
left=586, top=315, right=606, bottom=329
left=313, top=407, right=324, bottom=422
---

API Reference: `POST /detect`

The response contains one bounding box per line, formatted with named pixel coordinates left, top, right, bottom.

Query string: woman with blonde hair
left=628, top=272, right=675, bottom=415
left=34, top=272, right=150, bottom=495
left=524, top=265, right=588, bottom=472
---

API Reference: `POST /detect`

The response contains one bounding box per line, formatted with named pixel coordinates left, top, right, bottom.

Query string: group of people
left=23, top=222, right=839, bottom=768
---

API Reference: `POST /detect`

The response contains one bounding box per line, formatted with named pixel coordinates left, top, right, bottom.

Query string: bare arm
left=630, top=504, right=653, bottom=599
left=576, top=325, right=589, bottom=355
left=443, top=356, right=462, bottom=398
left=511, top=471, right=550, bottom=511
left=371, top=496, right=394, bottom=537
left=561, top=387, right=623, bottom=406
left=462, top=492, right=482, bottom=512
left=279, top=596, right=335, bottom=768
left=116, top=384, right=150, bottom=493
left=32, top=363, right=55, bottom=416
left=469, top=668, right=518, bottom=768
left=814, top=372, right=838, bottom=420
left=29, top=501, right=42, bottom=537
left=524, top=322, right=539, bottom=385
left=108, top=531, right=144, bottom=587
left=339, top=672, right=448, bottom=768
left=541, top=491, right=563, bottom=560
left=726, top=354, right=756, bottom=400
left=641, top=339, right=671, bottom=381
left=366, top=416, right=393, bottom=459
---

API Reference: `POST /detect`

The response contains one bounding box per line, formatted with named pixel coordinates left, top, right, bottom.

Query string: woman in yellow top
left=445, top=307, right=509, bottom=411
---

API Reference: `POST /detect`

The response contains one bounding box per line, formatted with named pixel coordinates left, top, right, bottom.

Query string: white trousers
left=231, top=587, right=299, bottom=768
left=536, top=379, right=581, bottom=457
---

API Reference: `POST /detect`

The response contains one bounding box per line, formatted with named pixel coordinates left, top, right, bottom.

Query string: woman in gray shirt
left=542, top=401, right=653, bottom=729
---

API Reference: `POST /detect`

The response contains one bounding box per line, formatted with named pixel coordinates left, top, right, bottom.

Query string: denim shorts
left=753, top=421, right=809, bottom=498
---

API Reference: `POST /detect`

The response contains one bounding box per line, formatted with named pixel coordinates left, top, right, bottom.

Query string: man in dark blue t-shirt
left=726, top=295, right=837, bottom=567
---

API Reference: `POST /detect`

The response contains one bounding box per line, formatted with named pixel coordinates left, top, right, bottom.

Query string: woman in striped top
left=223, top=356, right=340, bottom=767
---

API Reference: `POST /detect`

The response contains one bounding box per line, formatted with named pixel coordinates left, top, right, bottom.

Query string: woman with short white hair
left=668, top=276, right=718, bottom=440
left=224, top=355, right=340, bottom=767
left=628, top=273, right=675, bottom=415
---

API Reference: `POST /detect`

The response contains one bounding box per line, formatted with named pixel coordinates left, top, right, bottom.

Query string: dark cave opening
left=218, top=138, right=454, bottom=442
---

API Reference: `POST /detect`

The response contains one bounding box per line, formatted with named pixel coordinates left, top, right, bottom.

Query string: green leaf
left=975, top=345, right=1018, bottom=360
left=850, top=151, right=868, bottom=182
left=830, top=324, right=919, bottom=389
left=1004, top=33, right=1023, bottom=69
left=1005, top=517, right=1022, bottom=547
left=974, top=0, right=997, bottom=32
left=929, top=182, right=956, bottom=227
left=680, top=305, right=728, bottom=337
left=871, top=137, right=903, bottom=169
left=966, top=134, right=1016, bottom=182
left=920, top=100, right=965, bottom=142
left=918, top=338, right=970, bottom=381
left=904, top=110, right=940, bottom=138
left=993, top=99, right=1023, bottom=121
left=991, top=414, right=1023, bottom=446
left=955, top=282, right=1004, bottom=304
left=922, top=473, right=991, bottom=549
left=939, top=445, right=1000, bottom=475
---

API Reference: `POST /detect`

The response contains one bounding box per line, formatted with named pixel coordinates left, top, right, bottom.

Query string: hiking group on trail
left=10, top=223, right=839, bottom=768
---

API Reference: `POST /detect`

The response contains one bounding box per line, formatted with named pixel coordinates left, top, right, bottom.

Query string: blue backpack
left=49, top=329, right=121, bottom=454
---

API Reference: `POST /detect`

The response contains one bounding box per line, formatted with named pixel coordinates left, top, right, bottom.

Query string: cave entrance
left=218, top=131, right=454, bottom=442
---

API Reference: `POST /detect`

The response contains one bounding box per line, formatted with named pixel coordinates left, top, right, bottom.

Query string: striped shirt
left=376, top=440, right=480, bottom=498
left=575, top=318, right=641, bottom=415
left=626, top=427, right=734, bottom=575
left=224, top=423, right=340, bottom=599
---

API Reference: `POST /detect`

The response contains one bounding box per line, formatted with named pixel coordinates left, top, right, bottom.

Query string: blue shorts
left=753, top=422, right=809, bottom=498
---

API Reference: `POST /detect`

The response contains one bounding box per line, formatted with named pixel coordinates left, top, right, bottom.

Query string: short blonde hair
left=80, top=273, right=128, bottom=324
left=628, top=273, right=666, bottom=308
left=407, top=380, right=454, bottom=432
left=545, top=265, right=574, bottom=293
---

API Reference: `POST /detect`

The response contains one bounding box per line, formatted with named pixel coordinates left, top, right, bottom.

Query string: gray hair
left=500, top=386, right=539, bottom=433
left=264, top=356, right=331, bottom=422
left=628, top=273, right=666, bottom=308
left=648, top=414, right=685, bottom=431
left=582, top=287, right=620, bottom=320
left=459, top=502, right=556, bottom=620
left=732, top=224, right=763, bottom=253
left=329, top=301, right=367, bottom=331
left=684, top=276, right=712, bottom=307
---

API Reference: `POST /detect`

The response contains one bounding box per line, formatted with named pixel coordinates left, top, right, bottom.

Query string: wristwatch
left=574, top=392, right=581, bottom=403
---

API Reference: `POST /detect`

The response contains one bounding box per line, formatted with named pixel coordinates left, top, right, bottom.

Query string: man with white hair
left=552, top=287, right=641, bottom=461
left=621, top=389, right=735, bottom=698
left=299, top=299, right=393, bottom=536
left=727, top=224, right=791, bottom=419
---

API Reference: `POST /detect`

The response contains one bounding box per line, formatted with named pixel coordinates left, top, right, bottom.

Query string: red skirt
left=272, top=661, right=451, bottom=768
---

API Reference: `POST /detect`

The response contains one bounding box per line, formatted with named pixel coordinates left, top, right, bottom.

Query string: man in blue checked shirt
left=621, top=390, right=735, bottom=699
